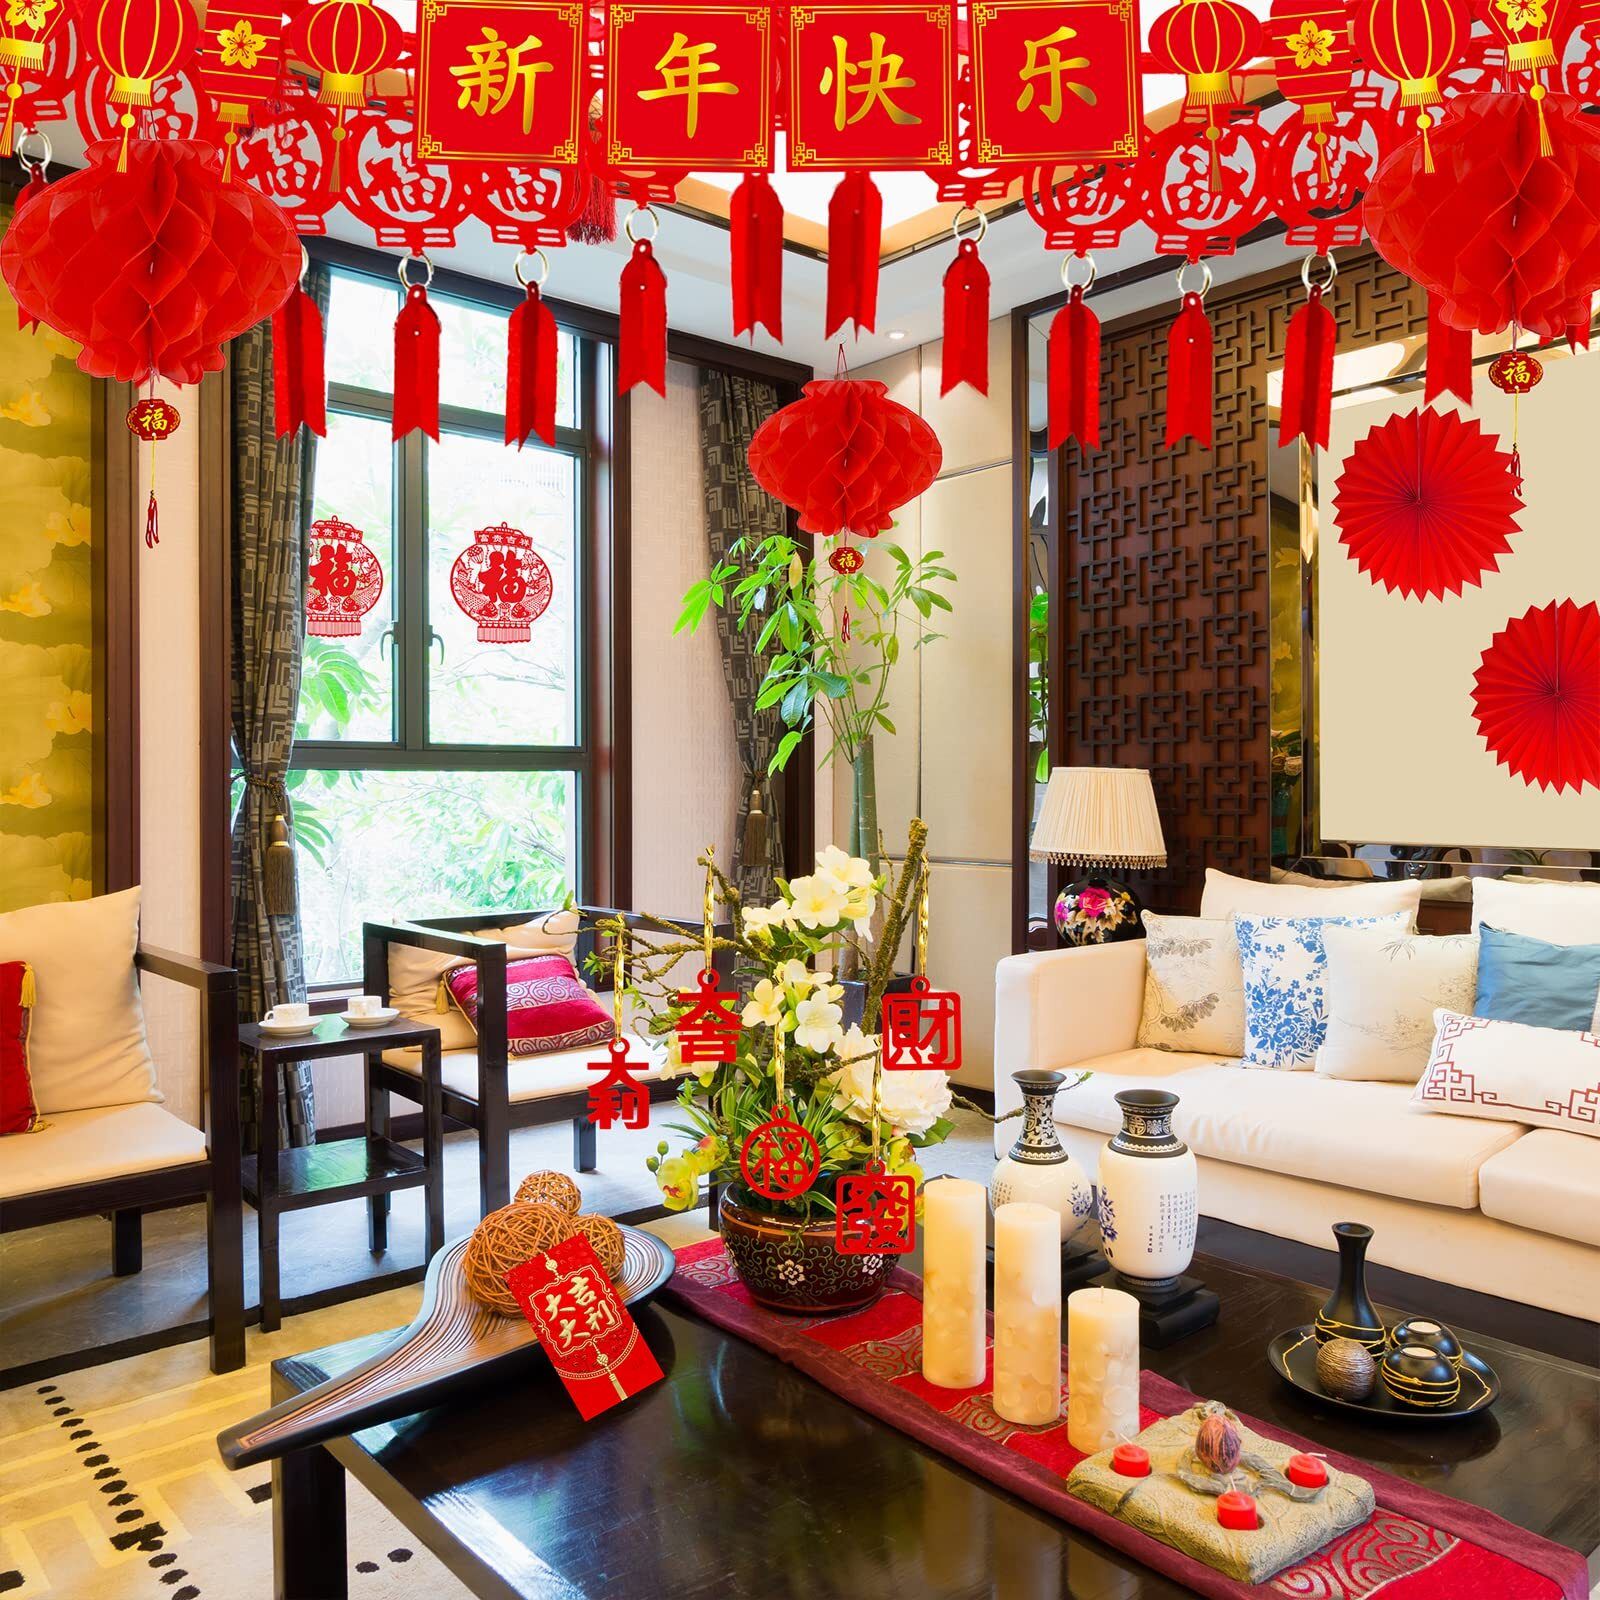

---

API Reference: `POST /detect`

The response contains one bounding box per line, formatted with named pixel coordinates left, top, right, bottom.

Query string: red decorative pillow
left=445, top=955, right=615, bottom=1057
left=1, top=961, right=43, bottom=1135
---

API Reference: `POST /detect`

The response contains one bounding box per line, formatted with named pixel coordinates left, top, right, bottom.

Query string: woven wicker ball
left=1316, top=1336, right=1378, bottom=1401
left=514, top=1170, right=583, bottom=1215
left=463, top=1202, right=576, bottom=1316
left=573, top=1213, right=626, bottom=1280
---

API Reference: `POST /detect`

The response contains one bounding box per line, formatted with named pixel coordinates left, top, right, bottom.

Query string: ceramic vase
left=990, top=1070, right=1096, bottom=1246
left=1314, top=1221, right=1386, bottom=1351
left=1096, top=1089, right=1198, bottom=1291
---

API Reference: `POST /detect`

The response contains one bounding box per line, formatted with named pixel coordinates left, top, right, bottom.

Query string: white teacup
left=265, top=1002, right=311, bottom=1027
left=347, top=995, right=381, bottom=1017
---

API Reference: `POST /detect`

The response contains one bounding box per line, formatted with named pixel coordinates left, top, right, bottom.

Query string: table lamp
left=1029, top=767, right=1166, bottom=945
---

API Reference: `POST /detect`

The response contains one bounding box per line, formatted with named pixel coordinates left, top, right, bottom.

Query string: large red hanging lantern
left=306, top=516, right=384, bottom=637
left=76, top=0, right=200, bottom=169
left=1363, top=90, right=1600, bottom=339
left=1147, top=0, right=1263, bottom=184
left=747, top=378, right=943, bottom=542
left=1350, top=0, right=1470, bottom=160
left=0, top=137, right=301, bottom=385
left=284, top=0, right=401, bottom=188
left=449, top=523, right=554, bottom=644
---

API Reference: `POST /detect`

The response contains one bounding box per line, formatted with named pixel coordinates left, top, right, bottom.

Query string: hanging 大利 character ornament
left=588, top=935, right=651, bottom=1129
left=306, top=515, right=383, bottom=637
left=126, top=393, right=179, bottom=549
left=738, top=1022, right=820, bottom=1203
left=450, top=522, right=554, bottom=644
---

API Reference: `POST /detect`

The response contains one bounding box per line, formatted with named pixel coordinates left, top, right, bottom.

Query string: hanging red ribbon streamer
left=1278, top=285, right=1336, bottom=450
left=506, top=281, right=558, bottom=447
left=1047, top=287, right=1100, bottom=451
left=1165, top=292, right=1213, bottom=449
left=272, top=283, right=327, bottom=440
left=731, top=172, right=783, bottom=341
left=619, top=239, right=667, bottom=396
left=826, top=170, right=881, bottom=338
left=941, top=238, right=990, bottom=395
left=393, top=283, right=440, bottom=441
left=1567, top=314, right=1591, bottom=353
left=1424, top=293, right=1473, bottom=407
left=13, top=168, right=44, bottom=332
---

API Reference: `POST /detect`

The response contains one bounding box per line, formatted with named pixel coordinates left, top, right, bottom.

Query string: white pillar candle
left=992, top=1201, right=1061, bottom=1425
left=1066, top=1286, right=1141, bottom=1453
left=921, top=1177, right=987, bottom=1389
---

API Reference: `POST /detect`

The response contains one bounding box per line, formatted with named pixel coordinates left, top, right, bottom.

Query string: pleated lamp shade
left=1029, top=767, right=1167, bottom=869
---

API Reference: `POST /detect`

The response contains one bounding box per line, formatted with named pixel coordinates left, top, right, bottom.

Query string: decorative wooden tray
left=218, top=1224, right=675, bottom=1469
left=1268, top=1325, right=1500, bottom=1423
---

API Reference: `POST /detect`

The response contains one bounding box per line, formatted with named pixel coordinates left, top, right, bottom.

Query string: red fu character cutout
left=881, top=975, right=963, bottom=1072
left=739, top=1107, right=820, bottom=1202
left=835, top=1164, right=916, bottom=1255
left=588, top=1037, right=650, bottom=1130
left=673, top=969, right=741, bottom=1066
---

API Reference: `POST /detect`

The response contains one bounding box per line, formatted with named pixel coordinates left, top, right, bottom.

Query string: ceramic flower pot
left=718, top=1189, right=892, bottom=1314
left=990, top=1069, right=1096, bottom=1246
left=1096, top=1089, right=1198, bottom=1291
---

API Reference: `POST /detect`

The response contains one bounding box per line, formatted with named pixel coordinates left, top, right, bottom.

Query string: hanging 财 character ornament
left=1279, top=253, right=1337, bottom=450
left=127, top=393, right=180, bottom=549
left=273, top=246, right=326, bottom=440
left=450, top=523, right=554, bottom=644
left=672, top=851, right=741, bottom=1067
left=1049, top=254, right=1101, bottom=451
left=881, top=869, right=963, bottom=1072
left=306, top=515, right=382, bottom=637
left=739, top=1022, right=821, bottom=1202
left=618, top=207, right=666, bottom=396
left=834, top=1034, right=915, bottom=1257
left=1165, top=259, right=1215, bottom=450
left=588, top=934, right=651, bottom=1129
left=941, top=209, right=990, bottom=394
left=1488, top=339, right=1544, bottom=492
left=393, top=253, right=440, bottom=441
left=507, top=250, right=558, bottom=449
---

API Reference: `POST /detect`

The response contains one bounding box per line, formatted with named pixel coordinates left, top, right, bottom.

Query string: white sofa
left=992, top=939, right=1600, bottom=1321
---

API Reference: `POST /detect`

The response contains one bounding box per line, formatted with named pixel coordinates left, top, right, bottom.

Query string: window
left=290, top=262, right=606, bottom=984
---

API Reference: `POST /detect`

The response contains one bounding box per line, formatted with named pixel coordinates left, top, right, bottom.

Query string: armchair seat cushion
left=0, top=1102, right=205, bottom=1200
left=382, top=1035, right=669, bottom=1105
left=1477, top=1130, right=1600, bottom=1248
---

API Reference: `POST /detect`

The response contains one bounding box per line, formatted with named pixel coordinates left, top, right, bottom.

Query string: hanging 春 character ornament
left=673, top=853, right=741, bottom=1067
left=450, top=523, right=554, bottom=644
left=306, top=515, right=383, bottom=637
left=126, top=393, right=180, bottom=549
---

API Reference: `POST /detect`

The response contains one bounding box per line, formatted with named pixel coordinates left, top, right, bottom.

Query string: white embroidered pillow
left=1136, top=912, right=1244, bottom=1056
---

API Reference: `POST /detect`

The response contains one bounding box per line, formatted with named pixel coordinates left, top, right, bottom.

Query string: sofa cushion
left=0, top=1102, right=205, bottom=1200
left=1473, top=924, right=1600, bottom=1031
left=1136, top=912, right=1244, bottom=1056
left=1477, top=1130, right=1600, bottom=1248
left=445, top=953, right=613, bottom=1056
left=1471, top=876, right=1600, bottom=943
left=1049, top=1052, right=1523, bottom=1208
left=1201, top=868, right=1422, bottom=924
left=0, top=887, right=159, bottom=1115
left=382, top=1033, right=668, bottom=1104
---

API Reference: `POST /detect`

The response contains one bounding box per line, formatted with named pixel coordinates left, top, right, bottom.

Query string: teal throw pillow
left=1473, top=924, right=1600, bottom=1032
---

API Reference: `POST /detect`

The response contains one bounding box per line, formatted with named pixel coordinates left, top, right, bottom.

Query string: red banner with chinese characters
left=606, top=2, right=774, bottom=170
left=504, top=1235, right=664, bottom=1420
left=788, top=1, right=956, bottom=169
left=415, top=0, right=583, bottom=165
left=970, top=0, right=1140, bottom=164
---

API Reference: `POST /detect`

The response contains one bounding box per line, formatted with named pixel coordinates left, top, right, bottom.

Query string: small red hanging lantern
left=126, top=395, right=180, bottom=550
left=834, top=1164, right=917, bottom=1255
left=1265, top=0, right=1353, bottom=184
left=1, top=0, right=70, bottom=156
left=306, top=515, right=383, bottom=637
left=1350, top=0, right=1470, bottom=167
left=76, top=0, right=200, bottom=170
left=284, top=0, right=401, bottom=189
left=739, top=1106, right=821, bottom=1202
left=198, top=5, right=287, bottom=177
left=881, top=976, right=964, bottom=1072
left=672, top=969, right=741, bottom=1067
left=1147, top=0, right=1263, bottom=186
left=449, top=522, right=554, bottom=644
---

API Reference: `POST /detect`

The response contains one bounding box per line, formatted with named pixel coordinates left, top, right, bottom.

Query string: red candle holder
left=1286, top=1452, right=1327, bottom=1489
left=1217, top=1489, right=1259, bottom=1530
left=1111, top=1443, right=1150, bottom=1478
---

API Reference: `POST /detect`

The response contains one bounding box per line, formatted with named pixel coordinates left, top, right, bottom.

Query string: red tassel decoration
left=1165, top=292, right=1213, bottom=449
left=1424, top=293, right=1473, bottom=407
left=145, top=491, right=160, bottom=548
left=731, top=172, right=783, bottom=341
left=1278, top=285, right=1336, bottom=449
left=393, top=282, right=440, bottom=441
left=506, top=281, right=558, bottom=448
left=13, top=167, right=44, bottom=332
left=619, top=239, right=667, bottom=396
left=941, top=238, right=990, bottom=395
left=826, top=170, right=881, bottom=338
left=1048, top=287, right=1100, bottom=451
left=272, top=283, right=327, bottom=440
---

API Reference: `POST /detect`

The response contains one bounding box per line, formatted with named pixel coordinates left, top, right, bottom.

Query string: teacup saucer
left=340, top=1008, right=400, bottom=1028
left=259, top=1017, right=317, bottom=1037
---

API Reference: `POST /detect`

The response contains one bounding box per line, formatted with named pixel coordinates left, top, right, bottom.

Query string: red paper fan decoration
left=1472, top=599, right=1600, bottom=794
left=306, top=516, right=383, bottom=637
left=449, top=523, right=554, bottom=644
left=1332, top=408, right=1523, bottom=601
left=747, top=379, right=942, bottom=540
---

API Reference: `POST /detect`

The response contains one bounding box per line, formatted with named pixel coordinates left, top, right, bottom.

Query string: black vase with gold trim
left=1314, top=1222, right=1387, bottom=1351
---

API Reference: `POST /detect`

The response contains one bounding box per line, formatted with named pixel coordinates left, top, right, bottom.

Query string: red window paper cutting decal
left=306, top=515, right=383, bottom=638
left=450, top=522, right=554, bottom=643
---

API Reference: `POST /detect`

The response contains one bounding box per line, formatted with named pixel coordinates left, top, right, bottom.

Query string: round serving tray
left=1268, top=1325, right=1499, bottom=1422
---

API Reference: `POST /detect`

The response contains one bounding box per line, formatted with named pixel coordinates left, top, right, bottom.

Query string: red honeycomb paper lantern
left=449, top=522, right=554, bottom=644
left=747, top=379, right=942, bottom=540
left=1363, top=90, right=1600, bottom=339
left=0, top=137, right=301, bottom=385
left=306, top=515, right=384, bottom=637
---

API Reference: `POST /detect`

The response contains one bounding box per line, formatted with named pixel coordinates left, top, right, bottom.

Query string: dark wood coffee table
left=266, top=1250, right=1599, bottom=1600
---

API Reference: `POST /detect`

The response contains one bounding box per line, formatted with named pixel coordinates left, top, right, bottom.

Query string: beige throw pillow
left=1316, top=928, right=1479, bottom=1083
left=1471, top=876, right=1600, bottom=945
left=0, top=887, right=159, bottom=1114
left=1201, top=867, right=1422, bottom=925
left=1136, top=911, right=1245, bottom=1056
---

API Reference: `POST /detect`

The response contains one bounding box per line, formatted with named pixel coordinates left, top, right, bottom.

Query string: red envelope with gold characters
left=504, top=1235, right=664, bottom=1419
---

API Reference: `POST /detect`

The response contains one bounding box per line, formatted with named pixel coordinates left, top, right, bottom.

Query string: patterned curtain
left=229, top=265, right=328, bottom=1151
left=698, top=368, right=789, bottom=903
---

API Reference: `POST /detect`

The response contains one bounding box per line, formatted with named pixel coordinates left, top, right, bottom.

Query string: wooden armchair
left=0, top=945, right=245, bottom=1375
left=363, top=907, right=731, bottom=1218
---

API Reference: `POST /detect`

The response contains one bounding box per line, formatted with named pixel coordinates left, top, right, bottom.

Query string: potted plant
left=598, top=820, right=954, bottom=1314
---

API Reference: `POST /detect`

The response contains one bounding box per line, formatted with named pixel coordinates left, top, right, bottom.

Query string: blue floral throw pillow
left=1234, top=912, right=1413, bottom=1070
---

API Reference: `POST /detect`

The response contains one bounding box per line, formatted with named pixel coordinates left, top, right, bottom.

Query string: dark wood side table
left=239, top=1015, right=444, bottom=1332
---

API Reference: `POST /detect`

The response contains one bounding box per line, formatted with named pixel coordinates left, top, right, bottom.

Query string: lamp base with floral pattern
left=1053, top=874, right=1143, bottom=946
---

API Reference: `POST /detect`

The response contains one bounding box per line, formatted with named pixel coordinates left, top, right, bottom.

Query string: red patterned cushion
left=1, top=961, right=42, bottom=1135
left=445, top=954, right=614, bottom=1057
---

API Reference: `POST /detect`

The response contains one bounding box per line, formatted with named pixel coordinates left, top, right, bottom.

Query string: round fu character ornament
left=126, top=395, right=181, bottom=548
left=306, top=516, right=383, bottom=638
left=450, top=522, right=554, bottom=644
left=828, top=542, right=865, bottom=576
left=739, top=1106, right=821, bottom=1202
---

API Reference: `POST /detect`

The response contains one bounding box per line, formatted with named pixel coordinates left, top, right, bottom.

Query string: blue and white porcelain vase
left=1097, top=1089, right=1198, bottom=1291
left=990, top=1069, right=1096, bottom=1246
